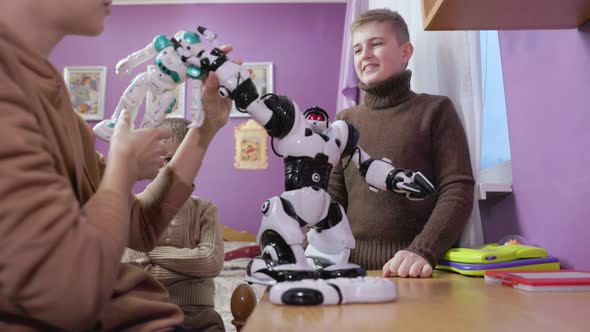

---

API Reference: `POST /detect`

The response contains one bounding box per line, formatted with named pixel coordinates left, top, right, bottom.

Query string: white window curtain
left=336, top=0, right=367, bottom=111
left=362, top=0, right=484, bottom=247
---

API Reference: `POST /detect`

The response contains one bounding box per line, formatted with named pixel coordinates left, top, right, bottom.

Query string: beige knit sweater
left=329, top=70, right=475, bottom=270
left=122, top=197, right=224, bottom=306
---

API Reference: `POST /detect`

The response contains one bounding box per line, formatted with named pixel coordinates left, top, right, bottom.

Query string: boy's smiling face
left=352, top=21, right=413, bottom=86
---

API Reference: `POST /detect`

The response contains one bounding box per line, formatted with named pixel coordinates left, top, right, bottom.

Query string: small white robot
left=93, top=30, right=207, bottom=141
left=194, top=26, right=437, bottom=287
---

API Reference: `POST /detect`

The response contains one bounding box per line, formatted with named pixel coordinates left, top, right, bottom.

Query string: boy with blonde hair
left=329, top=9, right=474, bottom=278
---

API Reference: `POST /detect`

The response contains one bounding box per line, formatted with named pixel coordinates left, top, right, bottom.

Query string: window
left=480, top=30, right=511, bottom=170
left=479, top=31, right=512, bottom=199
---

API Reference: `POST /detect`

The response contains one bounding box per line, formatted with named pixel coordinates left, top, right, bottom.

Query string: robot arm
left=353, top=147, right=436, bottom=200
left=115, top=35, right=162, bottom=76
left=197, top=26, right=220, bottom=47
left=330, top=120, right=436, bottom=200
left=196, top=26, right=296, bottom=139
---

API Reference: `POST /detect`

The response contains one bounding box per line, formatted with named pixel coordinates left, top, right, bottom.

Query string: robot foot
left=269, top=276, right=398, bottom=305
left=317, top=266, right=367, bottom=279
left=93, top=120, right=116, bottom=141
left=246, top=256, right=321, bottom=285
left=306, top=256, right=367, bottom=279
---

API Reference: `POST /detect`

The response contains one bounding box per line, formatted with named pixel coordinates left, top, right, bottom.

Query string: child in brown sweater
left=329, top=9, right=474, bottom=278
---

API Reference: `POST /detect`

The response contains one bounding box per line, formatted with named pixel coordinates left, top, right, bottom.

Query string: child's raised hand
left=200, top=44, right=254, bottom=134
left=109, top=109, right=172, bottom=180
left=382, top=250, right=433, bottom=278
left=202, top=70, right=232, bottom=133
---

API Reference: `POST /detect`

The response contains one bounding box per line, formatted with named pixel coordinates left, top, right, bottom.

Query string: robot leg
left=247, top=187, right=331, bottom=285
left=188, top=80, right=205, bottom=128
left=93, top=72, right=149, bottom=141
left=305, top=202, right=366, bottom=279
left=140, top=89, right=176, bottom=128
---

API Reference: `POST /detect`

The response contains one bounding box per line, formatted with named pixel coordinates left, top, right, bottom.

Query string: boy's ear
left=401, top=42, right=414, bottom=67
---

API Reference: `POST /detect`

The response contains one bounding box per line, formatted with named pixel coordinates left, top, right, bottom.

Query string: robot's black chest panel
left=284, top=154, right=332, bottom=191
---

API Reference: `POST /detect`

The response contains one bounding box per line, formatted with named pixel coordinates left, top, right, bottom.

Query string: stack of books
left=436, top=243, right=560, bottom=277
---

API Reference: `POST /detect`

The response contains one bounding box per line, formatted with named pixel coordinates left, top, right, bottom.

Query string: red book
left=484, top=270, right=590, bottom=292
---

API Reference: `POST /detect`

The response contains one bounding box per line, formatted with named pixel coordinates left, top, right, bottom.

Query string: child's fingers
left=397, top=258, right=413, bottom=278
left=116, top=109, right=131, bottom=130
left=154, top=127, right=172, bottom=140
left=382, top=262, right=391, bottom=278
left=420, top=264, right=433, bottom=278
left=388, top=255, right=403, bottom=277
left=204, top=72, right=220, bottom=92
left=219, top=44, right=233, bottom=54
left=408, top=261, right=424, bottom=278
left=231, top=58, right=243, bottom=65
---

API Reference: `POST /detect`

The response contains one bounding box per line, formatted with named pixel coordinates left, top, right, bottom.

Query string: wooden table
left=242, top=270, right=590, bottom=332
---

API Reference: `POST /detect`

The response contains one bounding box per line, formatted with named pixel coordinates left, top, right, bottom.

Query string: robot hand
left=390, top=169, right=436, bottom=200
left=115, top=58, right=133, bottom=76
left=356, top=152, right=436, bottom=200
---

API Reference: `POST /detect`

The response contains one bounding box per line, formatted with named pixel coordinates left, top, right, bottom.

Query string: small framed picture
left=63, top=66, right=107, bottom=121
left=234, top=119, right=269, bottom=170
left=230, top=62, right=274, bottom=118
left=146, top=65, right=186, bottom=118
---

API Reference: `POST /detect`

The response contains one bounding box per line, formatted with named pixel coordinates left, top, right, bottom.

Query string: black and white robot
left=196, top=27, right=436, bottom=285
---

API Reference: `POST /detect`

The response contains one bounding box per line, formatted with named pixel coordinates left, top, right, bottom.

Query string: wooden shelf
left=477, top=161, right=512, bottom=200
left=422, top=0, right=590, bottom=31
left=478, top=183, right=512, bottom=200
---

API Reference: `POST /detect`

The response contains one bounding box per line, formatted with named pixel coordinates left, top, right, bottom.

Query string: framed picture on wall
left=146, top=65, right=186, bottom=118
left=234, top=119, right=269, bottom=169
left=63, top=66, right=107, bottom=121
left=230, top=62, right=274, bottom=118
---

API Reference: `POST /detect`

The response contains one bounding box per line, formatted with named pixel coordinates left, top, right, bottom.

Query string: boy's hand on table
left=382, top=250, right=433, bottom=278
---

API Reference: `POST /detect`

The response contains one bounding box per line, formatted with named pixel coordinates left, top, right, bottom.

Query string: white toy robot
left=93, top=30, right=207, bottom=141
left=193, top=26, right=436, bottom=286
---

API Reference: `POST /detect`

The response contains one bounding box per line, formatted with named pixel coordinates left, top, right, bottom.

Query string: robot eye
left=317, top=115, right=325, bottom=121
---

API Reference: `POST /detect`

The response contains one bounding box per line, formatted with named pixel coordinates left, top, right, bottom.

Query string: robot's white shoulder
left=325, top=120, right=360, bottom=158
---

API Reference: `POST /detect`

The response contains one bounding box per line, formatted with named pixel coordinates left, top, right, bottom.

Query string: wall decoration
left=234, top=119, right=269, bottom=170
left=63, top=66, right=107, bottom=120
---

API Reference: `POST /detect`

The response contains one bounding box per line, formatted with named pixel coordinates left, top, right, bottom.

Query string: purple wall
left=50, top=3, right=346, bottom=234
left=481, top=24, right=590, bottom=269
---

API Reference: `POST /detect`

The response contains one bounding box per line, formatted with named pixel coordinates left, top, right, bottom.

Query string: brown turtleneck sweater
left=329, top=70, right=474, bottom=270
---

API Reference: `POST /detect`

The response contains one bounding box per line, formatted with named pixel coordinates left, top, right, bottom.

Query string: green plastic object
left=442, top=244, right=548, bottom=264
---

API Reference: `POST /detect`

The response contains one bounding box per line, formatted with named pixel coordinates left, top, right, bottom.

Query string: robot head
left=304, top=107, right=329, bottom=133
left=173, top=30, right=205, bottom=60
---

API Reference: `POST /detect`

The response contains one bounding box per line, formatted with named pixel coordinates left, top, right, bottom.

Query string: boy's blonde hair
left=351, top=9, right=410, bottom=45
left=159, top=118, right=190, bottom=143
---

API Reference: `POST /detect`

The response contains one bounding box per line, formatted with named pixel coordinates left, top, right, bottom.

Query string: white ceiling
left=113, top=0, right=346, bottom=5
